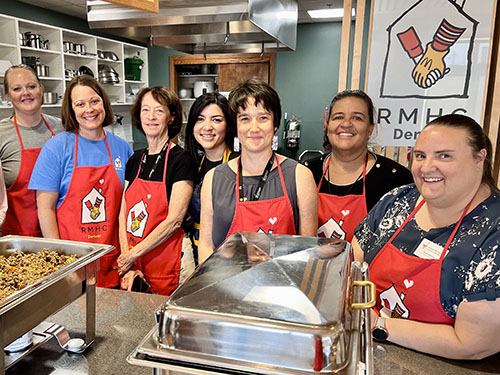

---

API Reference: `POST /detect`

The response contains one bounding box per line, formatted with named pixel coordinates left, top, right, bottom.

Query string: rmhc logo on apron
left=81, top=187, right=107, bottom=224
left=126, top=200, right=149, bottom=238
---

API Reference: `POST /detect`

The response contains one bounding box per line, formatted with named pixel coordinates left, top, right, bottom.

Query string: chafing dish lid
left=168, top=232, right=352, bottom=325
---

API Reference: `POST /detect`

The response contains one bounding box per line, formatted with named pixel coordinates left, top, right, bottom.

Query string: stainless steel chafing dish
left=1, top=235, right=114, bottom=374
left=129, top=232, right=376, bottom=375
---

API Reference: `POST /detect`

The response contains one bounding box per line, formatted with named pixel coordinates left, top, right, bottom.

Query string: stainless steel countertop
left=5, top=288, right=500, bottom=375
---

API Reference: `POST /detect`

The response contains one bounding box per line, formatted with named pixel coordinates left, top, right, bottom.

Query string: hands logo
left=397, top=19, right=465, bottom=89
left=379, top=0, right=477, bottom=99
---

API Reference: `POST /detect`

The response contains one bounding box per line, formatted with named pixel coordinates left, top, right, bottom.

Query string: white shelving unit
left=0, top=13, right=148, bottom=109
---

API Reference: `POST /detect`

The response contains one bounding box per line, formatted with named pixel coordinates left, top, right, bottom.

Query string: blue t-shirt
left=29, top=131, right=133, bottom=208
left=355, top=184, right=500, bottom=318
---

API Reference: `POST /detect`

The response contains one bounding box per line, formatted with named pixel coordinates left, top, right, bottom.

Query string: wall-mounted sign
left=366, top=0, right=495, bottom=146
left=107, top=0, right=158, bottom=13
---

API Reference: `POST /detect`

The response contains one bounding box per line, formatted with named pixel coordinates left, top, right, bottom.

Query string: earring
left=233, top=137, right=240, bottom=152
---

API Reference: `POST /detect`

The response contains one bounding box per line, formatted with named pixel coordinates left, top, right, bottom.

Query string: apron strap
left=317, top=152, right=368, bottom=194
left=13, top=115, right=55, bottom=150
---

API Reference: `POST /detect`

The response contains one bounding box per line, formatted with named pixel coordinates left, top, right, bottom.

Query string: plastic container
left=125, top=56, right=144, bottom=81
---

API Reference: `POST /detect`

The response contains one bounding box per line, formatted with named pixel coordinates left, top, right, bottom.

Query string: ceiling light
left=307, top=8, right=355, bottom=19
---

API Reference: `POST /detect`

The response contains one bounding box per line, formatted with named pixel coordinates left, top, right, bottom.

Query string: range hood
left=87, top=0, right=297, bottom=54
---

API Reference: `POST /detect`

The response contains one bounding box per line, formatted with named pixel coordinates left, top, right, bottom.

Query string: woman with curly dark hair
left=117, top=86, right=196, bottom=295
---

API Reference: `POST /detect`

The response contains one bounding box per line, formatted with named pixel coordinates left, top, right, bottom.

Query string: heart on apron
left=147, top=194, right=152, bottom=199
left=99, top=179, right=104, bottom=184
left=403, top=279, right=414, bottom=288
left=268, top=217, right=277, bottom=225
left=341, top=209, right=350, bottom=217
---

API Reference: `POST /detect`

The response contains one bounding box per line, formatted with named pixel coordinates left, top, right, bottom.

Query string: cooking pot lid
left=169, top=232, right=351, bottom=325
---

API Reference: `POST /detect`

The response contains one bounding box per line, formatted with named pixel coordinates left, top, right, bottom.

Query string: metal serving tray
left=0, top=235, right=114, bottom=373
left=129, top=232, right=375, bottom=375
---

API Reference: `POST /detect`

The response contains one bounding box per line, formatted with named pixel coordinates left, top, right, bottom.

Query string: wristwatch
left=372, top=316, right=389, bottom=342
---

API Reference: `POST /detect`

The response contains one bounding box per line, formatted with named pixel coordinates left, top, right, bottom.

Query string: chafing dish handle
left=157, top=303, right=174, bottom=348
left=351, top=280, right=376, bottom=310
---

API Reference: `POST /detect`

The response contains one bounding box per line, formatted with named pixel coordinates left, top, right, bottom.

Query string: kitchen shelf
left=98, top=58, right=122, bottom=63
left=20, top=47, right=60, bottom=55
left=64, top=53, right=95, bottom=60
left=178, top=74, right=218, bottom=78
left=39, top=76, right=63, bottom=81
left=0, top=12, right=148, bottom=107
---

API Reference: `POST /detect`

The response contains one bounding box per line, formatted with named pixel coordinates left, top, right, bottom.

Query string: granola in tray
left=0, top=250, right=77, bottom=301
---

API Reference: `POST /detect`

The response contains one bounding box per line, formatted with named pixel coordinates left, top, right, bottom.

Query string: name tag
left=414, top=238, right=447, bottom=260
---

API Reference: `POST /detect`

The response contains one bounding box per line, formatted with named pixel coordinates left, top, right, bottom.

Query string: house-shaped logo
left=126, top=200, right=149, bottom=238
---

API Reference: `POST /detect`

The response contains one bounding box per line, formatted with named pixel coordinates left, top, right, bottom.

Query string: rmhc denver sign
left=366, top=0, right=495, bottom=147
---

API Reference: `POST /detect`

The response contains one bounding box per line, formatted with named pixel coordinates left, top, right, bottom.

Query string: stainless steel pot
left=74, top=43, right=86, bottom=55
left=26, top=33, right=43, bottom=49
left=43, top=92, right=58, bottom=104
left=63, top=41, right=73, bottom=53
left=36, top=64, right=49, bottom=77
left=19, top=33, right=28, bottom=47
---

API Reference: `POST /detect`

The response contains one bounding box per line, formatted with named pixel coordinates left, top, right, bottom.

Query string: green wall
left=275, top=22, right=342, bottom=160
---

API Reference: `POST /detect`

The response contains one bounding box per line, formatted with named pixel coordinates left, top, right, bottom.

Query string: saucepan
left=36, top=64, right=49, bottom=77
left=43, top=92, right=59, bottom=105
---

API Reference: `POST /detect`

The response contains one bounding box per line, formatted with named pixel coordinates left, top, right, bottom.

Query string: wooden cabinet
left=169, top=53, right=275, bottom=94
left=169, top=53, right=274, bottom=146
left=0, top=13, right=148, bottom=109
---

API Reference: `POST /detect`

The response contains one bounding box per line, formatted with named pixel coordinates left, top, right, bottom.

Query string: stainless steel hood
left=87, top=0, right=298, bottom=54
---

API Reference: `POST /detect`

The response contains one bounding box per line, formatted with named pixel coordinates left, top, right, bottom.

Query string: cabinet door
left=218, top=62, right=269, bottom=92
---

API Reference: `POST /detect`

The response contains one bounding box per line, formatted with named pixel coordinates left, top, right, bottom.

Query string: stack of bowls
left=98, top=64, right=120, bottom=84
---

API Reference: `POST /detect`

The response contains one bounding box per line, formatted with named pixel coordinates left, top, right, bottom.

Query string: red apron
left=125, top=142, right=183, bottom=296
left=369, top=198, right=471, bottom=324
left=225, top=157, right=296, bottom=238
left=316, top=154, right=367, bottom=242
left=56, top=133, right=122, bottom=288
left=3, top=116, right=54, bottom=236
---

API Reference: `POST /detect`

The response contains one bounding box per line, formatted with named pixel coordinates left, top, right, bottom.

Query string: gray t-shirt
left=211, top=157, right=299, bottom=248
left=0, top=114, right=63, bottom=187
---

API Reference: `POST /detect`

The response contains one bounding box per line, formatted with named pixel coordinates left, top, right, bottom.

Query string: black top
left=194, top=151, right=239, bottom=191
left=305, top=152, right=414, bottom=212
left=125, top=144, right=197, bottom=201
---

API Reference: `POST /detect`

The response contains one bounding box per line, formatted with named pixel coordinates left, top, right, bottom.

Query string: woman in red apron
left=307, top=90, right=412, bottom=242
left=30, top=76, right=132, bottom=288
left=117, top=87, right=195, bottom=295
left=352, top=114, right=500, bottom=359
left=0, top=64, right=62, bottom=236
left=198, top=79, right=318, bottom=263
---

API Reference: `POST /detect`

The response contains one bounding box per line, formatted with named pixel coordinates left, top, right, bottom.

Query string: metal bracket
left=224, top=22, right=230, bottom=44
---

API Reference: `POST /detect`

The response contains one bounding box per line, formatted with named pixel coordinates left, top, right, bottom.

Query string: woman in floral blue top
left=353, top=114, right=500, bottom=360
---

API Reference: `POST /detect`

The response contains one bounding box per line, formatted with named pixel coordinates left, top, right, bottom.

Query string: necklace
left=325, top=152, right=369, bottom=195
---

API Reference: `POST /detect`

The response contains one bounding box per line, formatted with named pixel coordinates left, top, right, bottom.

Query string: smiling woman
left=0, top=64, right=64, bottom=237
left=184, top=93, right=237, bottom=265
left=198, top=79, right=319, bottom=262
left=117, top=86, right=196, bottom=295
left=28, top=75, right=133, bottom=288
left=306, top=90, right=413, bottom=242
left=352, top=114, right=500, bottom=360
